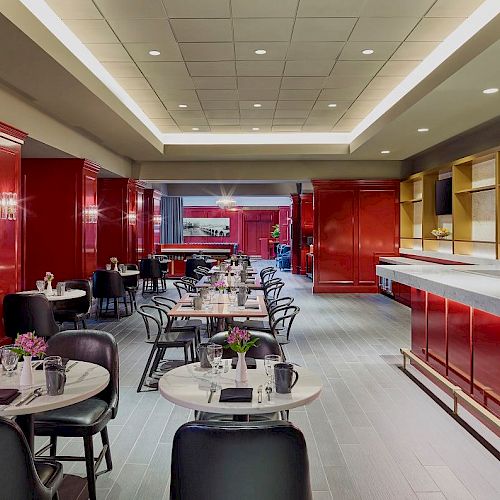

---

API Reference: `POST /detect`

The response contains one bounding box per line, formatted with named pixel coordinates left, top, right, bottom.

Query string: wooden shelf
left=400, top=198, right=422, bottom=204
left=454, top=239, right=496, bottom=244
left=454, top=185, right=495, bottom=194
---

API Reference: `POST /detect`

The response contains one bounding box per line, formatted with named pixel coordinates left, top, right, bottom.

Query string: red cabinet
left=290, top=193, right=313, bottom=275
left=278, top=206, right=290, bottom=245
left=312, top=180, right=399, bottom=293
left=22, top=158, right=99, bottom=288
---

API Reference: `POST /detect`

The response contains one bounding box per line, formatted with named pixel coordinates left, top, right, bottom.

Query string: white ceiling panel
left=152, top=118, right=177, bottom=127
left=179, top=126, right=211, bottom=132
left=237, top=89, right=280, bottom=100
left=197, top=89, right=239, bottom=100
left=147, top=75, right=195, bottom=89
left=233, top=19, right=295, bottom=42
left=272, top=125, right=303, bottom=131
left=138, top=61, right=190, bottom=79
left=234, top=42, right=289, bottom=60
left=392, top=41, right=440, bottom=60
left=192, top=77, right=237, bottom=89
left=65, top=20, right=119, bottom=43
left=378, top=59, right=420, bottom=76
left=292, top=18, right=357, bottom=41
left=240, top=109, right=275, bottom=119
left=281, top=77, right=326, bottom=89
left=360, top=0, right=435, bottom=17
left=205, top=110, right=240, bottom=118
left=201, top=101, right=239, bottom=110
left=297, top=0, right=365, bottom=17
left=284, top=60, right=334, bottom=76
left=407, top=17, right=465, bottom=42
left=126, top=89, right=160, bottom=102
left=276, top=100, right=315, bottom=110
left=323, top=75, right=369, bottom=90
left=426, top=0, right=484, bottom=17
left=331, top=117, right=361, bottom=131
left=239, top=101, right=276, bottom=110
left=87, top=43, right=131, bottom=62
left=237, top=77, right=282, bottom=89
left=331, top=60, right=385, bottom=77
left=236, top=60, right=285, bottom=77
left=287, top=42, right=344, bottom=60
left=187, top=61, right=236, bottom=77
left=231, top=0, right=299, bottom=18
left=93, top=0, right=167, bottom=19
left=207, top=119, right=240, bottom=125
left=278, top=89, right=321, bottom=100
left=102, top=62, right=142, bottom=77
left=365, top=75, right=404, bottom=90
left=339, top=41, right=401, bottom=60
left=108, top=19, right=175, bottom=44
left=319, top=87, right=365, bottom=100
left=357, top=87, right=389, bottom=100
left=47, top=0, right=103, bottom=19
left=155, top=89, right=200, bottom=101
left=274, top=109, right=310, bottom=119
left=138, top=102, right=171, bottom=118
left=350, top=18, right=420, bottom=42
left=125, top=42, right=183, bottom=61
left=170, top=19, right=233, bottom=42
left=115, top=77, right=152, bottom=90
left=312, top=100, right=351, bottom=112
left=343, top=100, right=378, bottom=119
left=164, top=0, right=230, bottom=18
left=180, top=43, right=234, bottom=61
left=240, top=118, right=273, bottom=125
left=163, top=101, right=202, bottom=111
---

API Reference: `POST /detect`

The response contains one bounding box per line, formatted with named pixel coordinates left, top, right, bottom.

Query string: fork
left=208, top=382, right=217, bottom=403
left=257, top=385, right=263, bottom=403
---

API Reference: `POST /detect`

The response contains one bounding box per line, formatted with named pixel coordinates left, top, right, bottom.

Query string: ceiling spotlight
left=178, top=104, right=188, bottom=108
left=380, top=150, right=391, bottom=154
left=327, top=103, right=337, bottom=108
left=482, top=87, right=499, bottom=94
left=253, top=103, right=262, bottom=108
left=192, top=127, right=200, bottom=131
left=417, top=128, right=429, bottom=132
left=254, top=49, right=267, bottom=55
left=362, top=49, right=374, bottom=55
left=148, top=49, right=161, bottom=56
left=252, top=127, right=260, bottom=131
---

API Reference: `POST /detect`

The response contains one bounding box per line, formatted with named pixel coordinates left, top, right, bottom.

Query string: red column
left=290, top=194, right=301, bottom=274
left=143, top=189, right=162, bottom=256
left=0, top=122, right=27, bottom=343
left=278, top=206, right=290, bottom=245
left=22, top=158, right=99, bottom=287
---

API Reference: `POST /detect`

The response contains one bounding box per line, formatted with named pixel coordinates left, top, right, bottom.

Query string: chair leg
left=190, top=342, right=195, bottom=362
left=183, top=345, right=189, bottom=365
left=137, top=344, right=158, bottom=392
left=82, top=318, right=87, bottom=329
left=123, top=296, right=129, bottom=316
left=83, top=435, right=97, bottom=500
left=100, top=427, right=113, bottom=471
left=74, top=320, right=79, bottom=330
left=50, top=435, right=57, bottom=456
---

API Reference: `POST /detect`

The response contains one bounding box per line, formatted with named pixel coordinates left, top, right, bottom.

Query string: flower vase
left=113, top=264, right=118, bottom=271
left=235, top=352, right=248, bottom=383
left=46, top=281, right=53, bottom=295
left=20, top=356, right=33, bottom=388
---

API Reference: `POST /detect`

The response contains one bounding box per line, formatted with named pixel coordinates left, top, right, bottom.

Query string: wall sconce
left=153, top=214, right=162, bottom=225
left=128, top=211, right=137, bottom=225
left=0, top=192, right=17, bottom=221
left=83, top=205, right=98, bottom=224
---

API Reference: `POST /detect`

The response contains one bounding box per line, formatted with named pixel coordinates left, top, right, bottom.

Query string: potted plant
left=11, top=332, right=47, bottom=388
left=226, top=327, right=258, bottom=383
left=271, top=224, right=280, bottom=240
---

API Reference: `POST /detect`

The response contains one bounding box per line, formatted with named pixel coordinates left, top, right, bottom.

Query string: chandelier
left=216, top=197, right=236, bottom=209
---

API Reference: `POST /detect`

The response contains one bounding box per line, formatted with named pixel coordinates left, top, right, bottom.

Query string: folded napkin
left=231, top=356, right=257, bottom=369
left=0, top=389, right=20, bottom=405
left=219, top=387, right=253, bottom=403
left=244, top=302, right=260, bottom=310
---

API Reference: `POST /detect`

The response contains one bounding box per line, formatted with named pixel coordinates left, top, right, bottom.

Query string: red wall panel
left=143, top=189, right=162, bottom=256
left=411, top=288, right=427, bottom=361
left=278, top=206, right=290, bottom=245
left=426, top=293, right=447, bottom=375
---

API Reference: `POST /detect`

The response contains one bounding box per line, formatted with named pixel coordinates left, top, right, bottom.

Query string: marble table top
left=17, top=289, right=86, bottom=301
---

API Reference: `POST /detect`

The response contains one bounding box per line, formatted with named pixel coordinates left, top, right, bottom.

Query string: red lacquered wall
left=22, top=158, right=99, bottom=287
left=313, top=180, right=399, bottom=293
left=143, top=189, right=162, bottom=256
left=278, top=206, right=290, bottom=245
left=411, top=288, right=427, bottom=361
left=426, top=294, right=447, bottom=376
left=290, top=194, right=313, bottom=274
left=0, top=122, right=27, bottom=342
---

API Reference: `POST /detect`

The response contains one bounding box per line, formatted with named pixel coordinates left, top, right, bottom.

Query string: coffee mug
left=197, top=343, right=213, bottom=369
left=274, top=363, right=299, bottom=394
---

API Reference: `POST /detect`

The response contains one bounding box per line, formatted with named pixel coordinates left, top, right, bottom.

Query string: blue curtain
left=161, top=196, right=184, bottom=244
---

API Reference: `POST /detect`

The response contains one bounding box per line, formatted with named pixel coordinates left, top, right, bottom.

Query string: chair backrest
left=47, top=330, right=119, bottom=417
left=0, top=417, right=56, bottom=500
left=263, top=277, right=282, bottom=289
left=3, top=294, right=59, bottom=339
left=139, top=258, right=162, bottom=279
left=170, top=421, right=312, bottom=500
left=61, top=279, right=92, bottom=314
left=173, top=281, right=193, bottom=298
left=266, top=296, right=294, bottom=315
left=151, top=296, right=177, bottom=311
left=137, top=304, right=168, bottom=339
left=122, top=264, right=139, bottom=287
left=261, top=269, right=277, bottom=283
left=92, top=270, right=125, bottom=299
left=185, top=258, right=208, bottom=278
left=269, top=305, right=300, bottom=342
left=209, top=331, right=282, bottom=359
left=264, top=281, right=284, bottom=301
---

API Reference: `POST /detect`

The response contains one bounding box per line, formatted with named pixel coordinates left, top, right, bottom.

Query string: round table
left=159, top=360, right=322, bottom=417
left=17, top=289, right=86, bottom=301
left=1, top=360, right=109, bottom=450
left=119, top=270, right=139, bottom=277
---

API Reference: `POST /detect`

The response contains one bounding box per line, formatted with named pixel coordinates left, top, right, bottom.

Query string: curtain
left=161, top=196, right=184, bottom=244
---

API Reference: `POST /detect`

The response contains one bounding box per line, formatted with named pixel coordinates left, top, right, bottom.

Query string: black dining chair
left=269, top=304, right=300, bottom=344
left=92, top=270, right=128, bottom=319
left=170, top=421, right=312, bottom=500
left=263, top=281, right=285, bottom=301
left=52, top=279, right=92, bottom=329
left=34, top=330, right=119, bottom=500
left=140, top=258, right=166, bottom=293
left=0, top=417, right=63, bottom=500
left=173, top=280, right=195, bottom=298
left=185, top=257, right=209, bottom=278
left=3, top=293, right=60, bottom=339
left=122, top=263, right=139, bottom=311
left=209, top=330, right=283, bottom=360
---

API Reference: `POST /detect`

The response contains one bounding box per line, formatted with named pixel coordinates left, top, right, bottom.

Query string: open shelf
left=454, top=185, right=496, bottom=194
left=400, top=198, right=422, bottom=204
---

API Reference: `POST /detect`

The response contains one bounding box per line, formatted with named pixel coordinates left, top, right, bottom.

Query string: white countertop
left=399, top=248, right=500, bottom=266
left=379, top=256, right=435, bottom=266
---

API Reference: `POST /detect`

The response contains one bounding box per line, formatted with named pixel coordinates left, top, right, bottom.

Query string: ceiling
left=44, top=0, right=484, bottom=134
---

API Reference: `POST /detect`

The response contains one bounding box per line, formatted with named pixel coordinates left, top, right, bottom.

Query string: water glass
left=264, top=354, right=282, bottom=386
left=207, top=344, right=223, bottom=376
left=44, top=356, right=66, bottom=396
left=1, top=346, right=19, bottom=376
left=105, top=264, right=111, bottom=270
left=228, top=290, right=237, bottom=310
left=36, top=280, right=45, bottom=293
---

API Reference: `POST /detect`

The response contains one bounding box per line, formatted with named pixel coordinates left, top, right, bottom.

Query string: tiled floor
left=52, top=261, right=500, bottom=500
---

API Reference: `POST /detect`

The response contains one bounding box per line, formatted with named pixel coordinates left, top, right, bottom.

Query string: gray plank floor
left=52, top=260, right=500, bottom=500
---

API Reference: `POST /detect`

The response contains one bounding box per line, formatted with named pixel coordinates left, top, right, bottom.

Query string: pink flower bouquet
left=226, top=327, right=258, bottom=353
left=11, top=332, right=48, bottom=359
left=44, top=272, right=54, bottom=282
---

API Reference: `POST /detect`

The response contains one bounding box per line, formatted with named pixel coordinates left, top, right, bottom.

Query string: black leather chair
left=0, top=417, right=63, bottom=500
left=52, top=279, right=92, bottom=329
left=34, top=330, right=119, bottom=500
left=122, top=263, right=139, bottom=311
left=140, top=258, right=166, bottom=293
left=209, top=331, right=283, bottom=359
left=92, top=270, right=128, bottom=319
left=3, top=293, right=59, bottom=339
left=185, top=257, right=210, bottom=278
left=170, top=421, right=312, bottom=500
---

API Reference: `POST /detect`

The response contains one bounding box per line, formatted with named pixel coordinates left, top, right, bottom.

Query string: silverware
left=66, top=361, right=78, bottom=372
left=265, top=385, right=272, bottom=402
left=224, top=360, right=229, bottom=373
left=257, top=385, right=263, bottom=403
left=15, top=389, right=37, bottom=407
left=208, top=382, right=217, bottom=403
left=22, top=388, right=43, bottom=406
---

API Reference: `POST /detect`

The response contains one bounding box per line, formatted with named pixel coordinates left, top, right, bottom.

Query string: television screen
left=435, top=178, right=452, bottom=215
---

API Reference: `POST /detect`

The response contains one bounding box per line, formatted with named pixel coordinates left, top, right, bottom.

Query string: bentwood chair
left=122, top=264, right=139, bottom=311
left=52, top=279, right=92, bottom=329
left=173, top=280, right=195, bottom=298
left=269, top=304, right=300, bottom=344
left=185, top=257, right=209, bottom=278
left=263, top=281, right=285, bottom=301
left=170, top=421, right=312, bottom=500
left=34, top=330, right=119, bottom=500
left=92, top=270, right=128, bottom=319
left=0, top=417, right=63, bottom=500
left=3, top=293, right=60, bottom=339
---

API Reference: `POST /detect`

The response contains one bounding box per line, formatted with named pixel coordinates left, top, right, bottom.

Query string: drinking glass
left=228, top=290, right=237, bottom=310
left=36, top=280, right=45, bottom=293
left=207, top=344, right=223, bottom=376
left=44, top=356, right=66, bottom=396
left=1, top=346, right=19, bottom=376
left=105, top=264, right=111, bottom=270
left=264, top=354, right=282, bottom=386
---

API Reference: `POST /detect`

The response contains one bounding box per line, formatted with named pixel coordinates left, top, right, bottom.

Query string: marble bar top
left=379, top=256, right=435, bottom=266
left=399, top=248, right=499, bottom=266
left=376, top=263, right=500, bottom=316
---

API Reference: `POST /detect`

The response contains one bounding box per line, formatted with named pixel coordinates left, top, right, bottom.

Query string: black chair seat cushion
left=35, top=398, right=110, bottom=436
left=197, top=411, right=279, bottom=421
left=53, top=310, right=87, bottom=322
left=34, top=460, right=64, bottom=490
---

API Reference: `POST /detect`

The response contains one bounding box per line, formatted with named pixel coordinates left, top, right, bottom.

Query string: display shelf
left=454, top=185, right=495, bottom=194
left=400, top=198, right=423, bottom=204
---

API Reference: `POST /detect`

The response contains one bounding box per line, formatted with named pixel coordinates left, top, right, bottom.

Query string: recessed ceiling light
left=362, top=49, right=374, bottom=55
left=148, top=49, right=161, bottom=56
left=178, top=104, right=188, bottom=108
left=482, top=87, right=499, bottom=94
left=252, top=127, right=260, bottom=131
left=254, top=49, right=267, bottom=55
left=417, top=128, right=429, bottom=132
left=253, top=103, right=262, bottom=108
left=327, top=103, right=337, bottom=108
left=192, top=127, right=200, bottom=131
left=381, top=150, right=391, bottom=154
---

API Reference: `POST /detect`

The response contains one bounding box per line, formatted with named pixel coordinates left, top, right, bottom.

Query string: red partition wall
left=290, top=194, right=301, bottom=274
left=312, top=180, right=399, bottom=293
left=0, top=122, right=27, bottom=342
left=22, top=158, right=99, bottom=288
left=143, top=189, right=162, bottom=256
left=97, top=178, right=141, bottom=267
left=136, top=185, right=145, bottom=260
left=278, top=206, right=290, bottom=245
left=290, top=194, right=313, bottom=274
left=243, top=210, right=278, bottom=256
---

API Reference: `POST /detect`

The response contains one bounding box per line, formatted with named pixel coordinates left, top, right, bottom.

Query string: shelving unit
left=400, top=150, right=499, bottom=261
